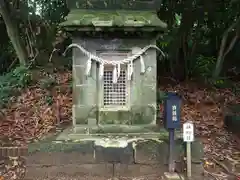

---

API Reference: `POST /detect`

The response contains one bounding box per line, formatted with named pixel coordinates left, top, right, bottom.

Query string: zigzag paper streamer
left=112, top=65, right=118, bottom=83
left=99, top=63, right=104, bottom=79
left=140, top=55, right=145, bottom=73
left=85, top=56, right=92, bottom=76
left=127, top=60, right=133, bottom=80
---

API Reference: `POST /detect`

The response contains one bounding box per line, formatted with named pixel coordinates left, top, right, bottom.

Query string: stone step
left=27, top=152, right=95, bottom=165
left=0, top=147, right=27, bottom=157
left=26, top=163, right=165, bottom=180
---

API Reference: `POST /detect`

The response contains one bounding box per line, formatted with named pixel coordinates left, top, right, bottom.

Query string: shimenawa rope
left=63, top=43, right=165, bottom=83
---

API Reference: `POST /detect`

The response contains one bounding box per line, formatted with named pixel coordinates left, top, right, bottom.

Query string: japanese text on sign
left=183, top=122, right=194, bottom=142
left=172, top=105, right=177, bottom=121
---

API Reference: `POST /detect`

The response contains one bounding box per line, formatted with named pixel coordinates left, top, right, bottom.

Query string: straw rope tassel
left=140, top=55, right=145, bottom=73
left=127, top=60, right=133, bottom=80
left=112, top=65, right=118, bottom=83
left=99, top=63, right=104, bottom=79
left=85, top=56, right=92, bottom=76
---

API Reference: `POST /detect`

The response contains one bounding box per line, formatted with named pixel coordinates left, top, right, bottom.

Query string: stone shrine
left=27, top=2, right=204, bottom=179
left=61, top=0, right=167, bottom=135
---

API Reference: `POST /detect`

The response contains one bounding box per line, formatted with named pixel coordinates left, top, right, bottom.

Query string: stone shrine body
left=60, top=0, right=167, bottom=136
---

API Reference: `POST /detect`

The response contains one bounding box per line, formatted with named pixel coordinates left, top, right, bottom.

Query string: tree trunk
left=212, top=18, right=240, bottom=78
left=0, top=1, right=27, bottom=66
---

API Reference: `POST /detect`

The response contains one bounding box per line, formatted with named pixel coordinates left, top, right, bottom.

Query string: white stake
left=186, top=141, right=192, bottom=178
left=183, top=121, right=194, bottom=179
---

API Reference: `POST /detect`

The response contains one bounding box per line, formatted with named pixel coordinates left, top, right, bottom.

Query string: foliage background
left=0, top=0, right=240, bottom=82
left=0, top=0, right=239, bottom=106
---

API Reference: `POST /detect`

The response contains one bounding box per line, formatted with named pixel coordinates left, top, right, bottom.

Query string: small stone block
left=94, top=144, right=134, bottom=164
left=88, top=118, right=96, bottom=126
left=163, top=172, right=185, bottom=180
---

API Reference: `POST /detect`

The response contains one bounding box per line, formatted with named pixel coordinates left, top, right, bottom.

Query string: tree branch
left=220, top=18, right=240, bottom=57
left=223, top=32, right=239, bottom=58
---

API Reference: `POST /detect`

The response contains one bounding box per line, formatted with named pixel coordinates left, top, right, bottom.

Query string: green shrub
left=39, top=75, right=57, bottom=89
left=0, top=66, right=32, bottom=107
left=45, top=95, right=54, bottom=106
left=11, top=66, right=32, bottom=88
left=194, top=55, right=216, bottom=79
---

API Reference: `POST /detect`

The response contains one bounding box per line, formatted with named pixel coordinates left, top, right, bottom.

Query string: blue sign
left=164, top=92, right=181, bottom=129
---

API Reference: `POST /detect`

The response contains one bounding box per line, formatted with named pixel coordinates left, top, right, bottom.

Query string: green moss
left=98, top=106, right=156, bottom=125
left=117, top=111, right=131, bottom=124
left=74, top=105, right=97, bottom=125
left=67, top=0, right=162, bottom=11
left=99, top=111, right=115, bottom=124
left=60, top=10, right=167, bottom=29
left=99, top=111, right=130, bottom=125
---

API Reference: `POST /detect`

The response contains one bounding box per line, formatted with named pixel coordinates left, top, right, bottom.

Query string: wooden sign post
left=183, top=121, right=194, bottom=179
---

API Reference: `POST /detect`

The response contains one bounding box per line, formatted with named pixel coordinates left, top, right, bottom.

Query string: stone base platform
left=26, top=155, right=166, bottom=180
left=24, top=126, right=204, bottom=179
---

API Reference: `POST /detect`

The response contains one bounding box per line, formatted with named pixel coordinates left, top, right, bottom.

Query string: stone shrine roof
left=60, top=10, right=167, bottom=31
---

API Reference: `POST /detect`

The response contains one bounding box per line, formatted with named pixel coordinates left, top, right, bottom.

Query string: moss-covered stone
left=135, top=138, right=184, bottom=164
left=141, top=84, right=156, bottom=103
left=99, top=111, right=114, bottom=124
left=135, top=138, right=204, bottom=170
left=98, top=106, right=156, bottom=126
left=60, top=10, right=167, bottom=30
left=130, top=105, right=156, bottom=124
left=224, top=104, right=240, bottom=136
left=67, top=0, right=162, bottom=11
left=72, top=66, right=87, bottom=85
left=73, top=84, right=97, bottom=106
left=90, top=124, right=165, bottom=134
left=99, top=111, right=130, bottom=125
left=73, top=85, right=85, bottom=105
left=74, top=105, right=97, bottom=125
left=142, top=66, right=157, bottom=84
